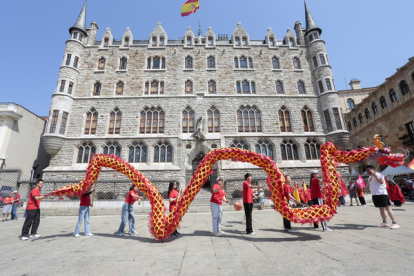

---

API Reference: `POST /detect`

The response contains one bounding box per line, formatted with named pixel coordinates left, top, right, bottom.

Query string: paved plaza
left=1, top=202, right=414, bottom=276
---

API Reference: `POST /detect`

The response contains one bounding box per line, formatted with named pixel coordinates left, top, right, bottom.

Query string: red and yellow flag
left=181, top=0, right=199, bottom=17
left=408, top=158, right=414, bottom=170
left=293, top=182, right=301, bottom=203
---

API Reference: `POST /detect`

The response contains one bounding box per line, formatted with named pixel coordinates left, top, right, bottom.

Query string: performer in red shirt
left=283, top=175, right=301, bottom=232
left=20, top=179, right=45, bottom=240
left=2, top=193, right=14, bottom=221
left=310, top=170, right=332, bottom=232
left=210, top=177, right=229, bottom=236
left=304, top=185, right=312, bottom=205
left=117, top=185, right=142, bottom=236
left=242, top=173, right=264, bottom=235
left=73, top=186, right=95, bottom=237
left=11, top=190, right=20, bottom=220
left=388, top=179, right=405, bottom=207
left=168, top=181, right=182, bottom=237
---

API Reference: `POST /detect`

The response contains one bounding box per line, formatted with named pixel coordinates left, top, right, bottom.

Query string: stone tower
left=303, top=1, right=349, bottom=149
left=42, top=0, right=88, bottom=156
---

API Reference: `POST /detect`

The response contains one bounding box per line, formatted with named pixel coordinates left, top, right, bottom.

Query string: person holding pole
left=365, top=165, right=400, bottom=229
left=210, top=177, right=229, bottom=237
left=20, top=179, right=45, bottom=240
left=242, top=173, right=264, bottom=235
left=117, top=185, right=142, bottom=236
left=73, top=186, right=95, bottom=237
left=310, top=170, right=332, bottom=232
left=168, top=181, right=182, bottom=237
left=283, top=175, right=301, bottom=232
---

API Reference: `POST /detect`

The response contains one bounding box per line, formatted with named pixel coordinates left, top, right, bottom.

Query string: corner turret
left=69, top=0, right=88, bottom=39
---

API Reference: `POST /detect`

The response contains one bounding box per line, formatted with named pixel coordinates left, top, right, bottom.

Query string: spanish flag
left=181, top=0, right=199, bottom=17
left=293, top=182, right=301, bottom=203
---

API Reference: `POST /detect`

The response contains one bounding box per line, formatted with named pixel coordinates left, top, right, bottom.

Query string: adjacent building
left=41, top=1, right=350, bottom=186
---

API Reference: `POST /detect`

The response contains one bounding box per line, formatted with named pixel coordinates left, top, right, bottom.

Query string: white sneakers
left=29, top=234, right=41, bottom=238
left=247, top=231, right=256, bottom=235
left=130, top=231, right=139, bottom=235
left=390, top=224, right=400, bottom=230
left=20, top=236, right=29, bottom=241
left=324, top=228, right=333, bottom=232
left=85, top=233, right=94, bottom=236
left=212, top=232, right=221, bottom=237
left=74, top=234, right=80, bottom=238
left=218, top=230, right=226, bottom=234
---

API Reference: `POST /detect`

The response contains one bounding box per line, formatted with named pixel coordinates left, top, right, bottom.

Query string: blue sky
left=1, top=0, right=413, bottom=116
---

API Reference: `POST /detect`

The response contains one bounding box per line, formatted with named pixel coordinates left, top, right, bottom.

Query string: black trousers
left=359, top=197, right=366, bottom=205
left=243, top=203, right=253, bottom=233
left=283, top=217, right=292, bottom=229
left=312, top=198, right=327, bottom=230
left=21, top=209, right=41, bottom=236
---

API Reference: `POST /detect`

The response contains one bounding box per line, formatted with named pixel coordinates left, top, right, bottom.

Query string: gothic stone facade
left=41, top=3, right=349, bottom=185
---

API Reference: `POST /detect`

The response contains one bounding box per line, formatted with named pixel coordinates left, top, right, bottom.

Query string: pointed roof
left=304, top=1, right=321, bottom=35
left=69, top=0, right=87, bottom=34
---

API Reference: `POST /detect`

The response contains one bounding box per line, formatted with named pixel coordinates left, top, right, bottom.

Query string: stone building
left=338, top=79, right=375, bottom=116
left=344, top=57, right=414, bottom=172
left=0, top=103, right=50, bottom=180
left=41, top=1, right=349, bottom=186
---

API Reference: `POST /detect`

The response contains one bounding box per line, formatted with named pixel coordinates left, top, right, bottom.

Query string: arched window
left=153, top=57, right=160, bottom=69
left=108, top=108, right=122, bottom=134
left=128, top=142, right=147, bottom=163
left=104, top=38, right=109, bottom=48
left=185, top=56, right=193, bottom=69
left=400, top=80, right=410, bottom=95
left=84, top=108, right=98, bottom=134
left=154, top=141, right=172, bottom=162
left=234, top=57, right=239, bottom=68
left=353, top=118, right=358, bottom=127
left=348, top=122, right=352, bottom=131
left=77, top=143, right=96, bottom=163
left=358, top=113, right=364, bottom=124
left=237, top=106, right=262, bottom=132
left=347, top=98, right=355, bottom=108
left=207, top=56, right=215, bottom=69
left=248, top=58, right=253, bottom=69
left=272, top=57, right=280, bottom=69
left=280, top=140, right=299, bottom=160
left=208, top=36, right=213, bottom=46
left=289, top=38, right=294, bottom=47
left=301, top=107, right=315, bottom=132
left=187, top=36, right=192, bottom=46
left=208, top=80, right=216, bottom=94
left=185, top=80, right=193, bottom=94
left=318, top=81, right=324, bottom=93
left=123, top=37, right=129, bottom=47
left=103, top=142, right=121, bottom=157
left=237, top=80, right=255, bottom=94
left=242, top=80, right=251, bottom=94
left=276, top=81, right=284, bottom=94
left=240, top=56, right=247, bottom=69
left=152, top=37, right=157, bottom=46
left=380, top=96, right=387, bottom=109
left=279, top=106, right=292, bottom=132
left=182, top=107, right=195, bottom=133
left=98, top=58, right=105, bottom=70
left=148, top=56, right=165, bottom=70
left=145, top=81, right=164, bottom=95
left=298, top=81, right=306, bottom=94
left=230, top=140, right=248, bottom=150
left=116, top=81, right=124, bottom=95
left=269, top=38, right=275, bottom=47
left=140, top=107, right=165, bottom=133
left=242, top=37, right=247, bottom=47
left=304, top=140, right=320, bottom=160
left=236, top=81, right=241, bottom=94
left=372, top=102, right=378, bottom=114
left=159, top=37, right=165, bottom=46
left=390, top=89, right=398, bottom=103
left=365, top=108, right=371, bottom=119
left=120, top=57, right=127, bottom=70
left=255, top=140, right=273, bottom=159
left=207, top=106, right=220, bottom=133
left=293, top=57, right=301, bottom=69
left=235, top=37, right=240, bottom=47
left=93, top=82, right=101, bottom=96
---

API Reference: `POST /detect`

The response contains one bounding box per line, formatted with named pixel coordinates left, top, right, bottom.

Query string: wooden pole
left=367, top=163, right=381, bottom=187
left=91, top=181, right=97, bottom=208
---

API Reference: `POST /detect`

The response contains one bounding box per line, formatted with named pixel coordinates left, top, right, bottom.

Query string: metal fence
left=0, top=169, right=21, bottom=207
left=17, top=179, right=174, bottom=203
left=224, top=175, right=370, bottom=199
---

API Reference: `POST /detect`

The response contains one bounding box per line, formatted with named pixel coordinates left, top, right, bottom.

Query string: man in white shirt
left=365, top=165, right=400, bottom=229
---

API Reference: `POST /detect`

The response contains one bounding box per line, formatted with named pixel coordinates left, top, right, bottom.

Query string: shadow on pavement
left=32, top=232, right=157, bottom=243
left=330, top=224, right=376, bottom=230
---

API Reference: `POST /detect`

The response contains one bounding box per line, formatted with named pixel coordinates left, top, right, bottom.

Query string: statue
left=192, top=117, right=204, bottom=140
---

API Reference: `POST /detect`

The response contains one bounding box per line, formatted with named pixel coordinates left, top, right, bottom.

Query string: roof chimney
left=349, top=79, right=361, bottom=90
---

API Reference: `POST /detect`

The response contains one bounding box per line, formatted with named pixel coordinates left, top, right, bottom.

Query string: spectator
left=387, top=178, right=405, bottom=207
left=259, top=188, right=265, bottom=210
left=210, top=177, right=229, bottom=237
left=356, top=186, right=366, bottom=206
left=11, top=190, right=20, bottom=220
left=20, top=179, right=45, bottom=240
left=348, top=181, right=359, bottom=206
left=2, top=193, right=14, bottom=221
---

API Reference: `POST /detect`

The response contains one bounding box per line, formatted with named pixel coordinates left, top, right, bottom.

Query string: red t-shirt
left=169, top=190, right=179, bottom=211
left=125, top=190, right=139, bottom=205
left=242, top=181, right=253, bottom=203
left=311, top=178, right=322, bottom=200
left=4, top=197, right=14, bottom=205
left=80, top=192, right=92, bottom=206
left=13, top=194, right=20, bottom=204
left=283, top=184, right=293, bottom=201
left=304, top=189, right=312, bottom=202
left=27, top=188, right=41, bottom=210
left=210, top=184, right=225, bottom=205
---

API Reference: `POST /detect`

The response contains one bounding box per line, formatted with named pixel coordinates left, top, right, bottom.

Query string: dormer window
left=235, top=37, right=240, bottom=47
left=289, top=38, right=294, bottom=47
left=269, top=38, right=274, bottom=46
left=152, top=37, right=157, bottom=47
left=160, top=37, right=165, bottom=46
left=124, top=37, right=129, bottom=47
left=187, top=36, right=192, bottom=46
left=242, top=37, right=247, bottom=47
left=208, top=36, right=213, bottom=46
left=104, top=38, right=109, bottom=48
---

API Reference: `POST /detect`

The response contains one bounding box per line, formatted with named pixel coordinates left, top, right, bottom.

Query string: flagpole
left=198, top=1, right=201, bottom=36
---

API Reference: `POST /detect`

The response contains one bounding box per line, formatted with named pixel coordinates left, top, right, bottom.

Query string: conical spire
left=304, top=1, right=321, bottom=35
left=69, top=0, right=87, bottom=34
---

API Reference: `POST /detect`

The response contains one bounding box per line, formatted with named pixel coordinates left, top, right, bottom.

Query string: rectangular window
left=73, top=56, right=79, bottom=68
left=313, top=56, right=318, bottom=68
left=406, top=122, right=414, bottom=134
left=59, top=112, right=69, bottom=135
left=325, top=78, right=332, bottom=91
left=161, top=58, right=166, bottom=69
left=124, top=37, right=129, bottom=47
left=104, top=38, right=109, bottom=47
left=333, top=108, right=343, bottom=130
left=234, top=58, right=239, bottom=69
left=66, top=54, right=72, bottom=66
left=68, top=82, right=73, bottom=94
left=323, top=110, right=333, bottom=132
left=309, top=35, right=314, bottom=42
left=319, top=54, right=326, bottom=65
left=49, top=110, right=59, bottom=133
left=73, top=32, right=78, bottom=40
left=59, top=80, right=66, bottom=92
left=79, top=34, right=83, bottom=41
left=318, top=81, right=324, bottom=93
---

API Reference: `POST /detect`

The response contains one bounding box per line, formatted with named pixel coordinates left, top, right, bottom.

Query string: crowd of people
left=2, top=167, right=409, bottom=241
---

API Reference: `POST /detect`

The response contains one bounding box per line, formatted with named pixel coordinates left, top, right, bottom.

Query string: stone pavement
left=1, top=201, right=414, bottom=276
